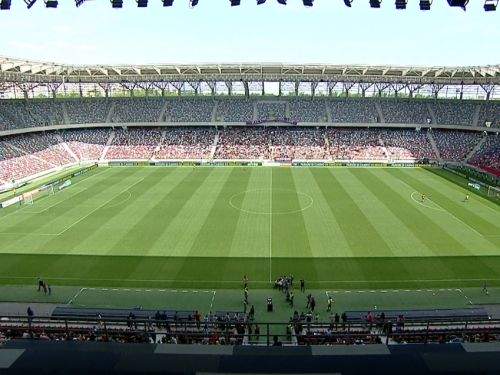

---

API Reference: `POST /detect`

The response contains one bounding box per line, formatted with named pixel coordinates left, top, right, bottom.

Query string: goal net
left=487, top=185, right=500, bottom=200
left=22, top=185, right=55, bottom=205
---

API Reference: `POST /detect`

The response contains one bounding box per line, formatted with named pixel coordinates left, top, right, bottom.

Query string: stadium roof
left=0, top=56, right=499, bottom=86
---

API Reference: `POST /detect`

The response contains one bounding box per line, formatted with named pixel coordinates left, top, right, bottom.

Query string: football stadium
left=0, top=1, right=499, bottom=373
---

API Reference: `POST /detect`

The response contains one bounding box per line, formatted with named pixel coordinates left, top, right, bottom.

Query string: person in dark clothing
left=272, top=335, right=282, bottom=346
left=300, top=279, right=305, bottom=292
left=249, top=305, right=255, bottom=320
left=27, top=306, right=34, bottom=323
left=334, top=313, right=340, bottom=330
left=37, top=278, right=44, bottom=292
left=341, top=312, right=347, bottom=329
left=310, top=297, right=316, bottom=312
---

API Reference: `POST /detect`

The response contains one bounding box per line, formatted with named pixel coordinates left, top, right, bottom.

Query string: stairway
left=252, top=102, right=258, bottom=122
left=427, top=131, right=442, bottom=162
left=375, top=102, right=385, bottom=123
left=472, top=104, right=481, bottom=127
left=378, top=134, right=390, bottom=160
left=106, top=102, right=116, bottom=123
left=210, top=131, right=220, bottom=159
left=211, top=101, right=219, bottom=122
left=465, top=133, right=488, bottom=163
left=426, top=103, right=437, bottom=124
left=151, top=130, right=166, bottom=160
left=61, top=102, right=70, bottom=125
left=56, top=134, right=79, bottom=162
left=325, top=101, right=332, bottom=123
left=100, top=130, right=115, bottom=161
left=158, top=99, right=169, bottom=122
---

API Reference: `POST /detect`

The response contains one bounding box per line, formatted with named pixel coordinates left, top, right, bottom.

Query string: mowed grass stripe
left=0, top=167, right=116, bottom=235
left=38, top=168, right=156, bottom=253
left=149, top=167, right=235, bottom=256
left=356, top=168, right=471, bottom=255
left=310, top=168, right=392, bottom=257
left=176, top=168, right=254, bottom=282
left=0, top=167, right=130, bottom=250
left=271, top=168, right=314, bottom=258
left=415, top=168, right=500, bottom=225
left=228, top=168, right=269, bottom=258
left=109, top=167, right=213, bottom=254
left=344, top=169, right=436, bottom=257
left=186, top=167, right=252, bottom=257
left=73, top=167, right=180, bottom=255
left=392, top=168, right=500, bottom=243
left=291, top=168, right=352, bottom=257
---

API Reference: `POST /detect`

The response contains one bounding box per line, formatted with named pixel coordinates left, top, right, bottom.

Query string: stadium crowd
left=0, top=126, right=498, bottom=183
left=1, top=97, right=498, bottom=130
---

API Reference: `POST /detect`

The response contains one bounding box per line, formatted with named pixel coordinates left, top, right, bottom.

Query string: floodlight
left=447, top=0, right=468, bottom=10
left=44, top=0, right=57, bottom=7
left=484, top=0, right=498, bottom=10
left=370, top=0, right=381, bottom=8
left=136, top=0, right=147, bottom=6
left=230, top=0, right=240, bottom=5
left=303, top=0, right=313, bottom=5
left=162, top=0, right=173, bottom=5
left=190, top=0, right=198, bottom=6
left=111, top=0, right=123, bottom=7
left=277, top=0, right=287, bottom=4
left=0, top=0, right=11, bottom=10
left=419, top=0, right=432, bottom=10
left=395, top=0, right=406, bottom=9
left=343, top=0, right=352, bottom=7
left=257, top=0, right=266, bottom=3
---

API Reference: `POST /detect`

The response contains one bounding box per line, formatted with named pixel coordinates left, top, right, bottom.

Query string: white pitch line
left=210, top=290, right=217, bottom=312
left=0, top=167, right=110, bottom=223
left=56, top=177, right=145, bottom=236
left=269, top=168, right=273, bottom=284
left=0, top=275, right=498, bottom=284
left=25, top=188, right=88, bottom=214
left=66, top=287, right=87, bottom=305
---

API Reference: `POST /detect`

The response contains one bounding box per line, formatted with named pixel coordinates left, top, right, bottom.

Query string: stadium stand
left=215, top=98, right=254, bottom=122
left=256, top=101, right=288, bottom=121
left=381, top=129, right=436, bottom=160
left=65, top=98, right=112, bottom=124
left=165, top=98, right=215, bottom=122
left=432, top=130, right=484, bottom=162
left=379, top=99, right=431, bottom=124
left=469, top=133, right=500, bottom=176
left=329, top=99, right=378, bottom=123
left=477, top=101, right=500, bottom=128
left=60, top=128, right=110, bottom=161
left=154, top=127, right=216, bottom=159
left=271, top=128, right=326, bottom=160
left=288, top=98, right=328, bottom=123
left=431, top=100, right=477, bottom=126
left=111, top=98, right=165, bottom=123
left=106, top=128, right=163, bottom=160
left=326, top=128, right=386, bottom=160
left=215, top=127, right=271, bottom=160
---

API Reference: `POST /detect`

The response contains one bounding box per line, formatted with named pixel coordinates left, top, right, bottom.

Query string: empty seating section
left=60, top=128, right=109, bottom=161
left=165, top=99, right=214, bottom=122
left=0, top=100, right=65, bottom=129
left=256, top=102, right=287, bottom=121
left=216, top=99, right=254, bottom=122
left=431, top=101, right=476, bottom=126
left=432, top=130, right=483, bottom=161
left=65, top=99, right=111, bottom=124
left=288, top=99, right=327, bottom=122
left=329, top=99, right=378, bottom=123
left=380, top=100, right=431, bottom=124
left=112, top=98, right=165, bottom=123
left=107, top=128, right=163, bottom=160
left=154, top=127, right=215, bottom=159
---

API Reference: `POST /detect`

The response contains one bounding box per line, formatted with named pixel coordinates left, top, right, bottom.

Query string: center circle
left=229, top=188, right=314, bottom=215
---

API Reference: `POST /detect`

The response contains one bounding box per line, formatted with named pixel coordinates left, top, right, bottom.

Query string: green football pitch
left=0, top=166, right=498, bottom=291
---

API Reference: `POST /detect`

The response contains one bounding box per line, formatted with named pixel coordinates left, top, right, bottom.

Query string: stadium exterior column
left=244, top=81, right=249, bottom=98
left=294, top=81, right=299, bottom=96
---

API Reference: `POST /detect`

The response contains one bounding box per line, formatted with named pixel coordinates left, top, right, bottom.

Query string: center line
left=269, top=168, right=272, bottom=284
